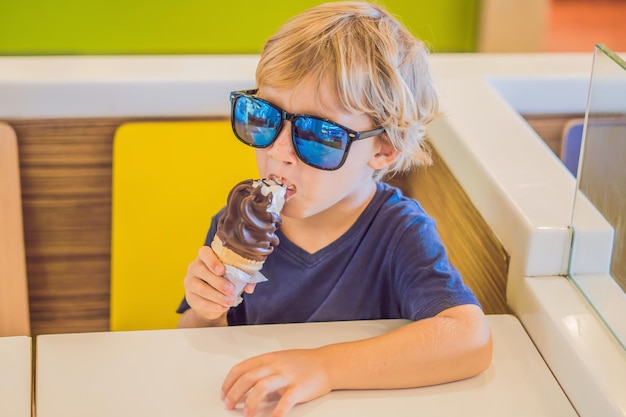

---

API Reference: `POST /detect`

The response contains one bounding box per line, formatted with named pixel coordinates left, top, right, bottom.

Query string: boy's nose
left=267, top=122, right=298, bottom=165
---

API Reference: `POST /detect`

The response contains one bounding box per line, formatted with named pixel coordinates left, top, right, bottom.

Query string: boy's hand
left=180, top=245, right=256, bottom=327
left=221, top=349, right=332, bottom=417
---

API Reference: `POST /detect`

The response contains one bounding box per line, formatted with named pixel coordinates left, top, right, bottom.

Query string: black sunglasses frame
left=230, top=89, right=385, bottom=171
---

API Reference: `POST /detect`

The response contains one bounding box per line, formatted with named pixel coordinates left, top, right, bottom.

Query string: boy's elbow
left=464, top=308, right=493, bottom=377
left=472, top=326, right=493, bottom=376
left=438, top=304, right=493, bottom=379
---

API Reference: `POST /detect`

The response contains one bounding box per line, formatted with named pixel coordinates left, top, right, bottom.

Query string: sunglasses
left=230, top=89, right=385, bottom=170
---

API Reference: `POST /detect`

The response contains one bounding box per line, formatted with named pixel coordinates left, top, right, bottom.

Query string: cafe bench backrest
left=0, top=122, right=30, bottom=337
left=110, top=121, right=258, bottom=331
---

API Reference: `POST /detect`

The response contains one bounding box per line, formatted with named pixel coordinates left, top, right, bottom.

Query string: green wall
left=0, top=0, right=479, bottom=55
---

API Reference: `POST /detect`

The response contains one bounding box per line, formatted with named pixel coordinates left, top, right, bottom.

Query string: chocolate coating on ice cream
left=216, top=179, right=284, bottom=261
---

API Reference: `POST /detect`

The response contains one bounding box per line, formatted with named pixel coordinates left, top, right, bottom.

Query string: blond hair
left=256, top=1, right=438, bottom=179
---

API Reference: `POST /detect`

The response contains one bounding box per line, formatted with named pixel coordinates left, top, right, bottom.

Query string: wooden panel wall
left=13, top=118, right=125, bottom=336
left=8, top=115, right=532, bottom=337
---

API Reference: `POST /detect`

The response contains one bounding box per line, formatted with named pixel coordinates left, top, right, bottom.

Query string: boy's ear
left=368, top=138, right=399, bottom=170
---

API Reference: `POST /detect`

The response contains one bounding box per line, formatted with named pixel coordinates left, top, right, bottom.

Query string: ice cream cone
left=211, top=236, right=264, bottom=275
left=209, top=177, right=286, bottom=306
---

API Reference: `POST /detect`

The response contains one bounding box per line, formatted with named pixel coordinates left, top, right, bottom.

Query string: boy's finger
left=198, top=245, right=225, bottom=276
left=244, top=283, right=257, bottom=294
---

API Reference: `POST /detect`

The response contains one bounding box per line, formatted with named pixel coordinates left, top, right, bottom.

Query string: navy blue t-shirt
left=177, top=182, right=479, bottom=325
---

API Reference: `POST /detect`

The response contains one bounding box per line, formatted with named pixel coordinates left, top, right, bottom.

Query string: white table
left=0, top=336, right=31, bottom=417
left=36, top=315, right=577, bottom=417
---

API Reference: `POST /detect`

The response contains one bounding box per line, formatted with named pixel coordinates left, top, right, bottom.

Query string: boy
left=178, top=2, right=492, bottom=416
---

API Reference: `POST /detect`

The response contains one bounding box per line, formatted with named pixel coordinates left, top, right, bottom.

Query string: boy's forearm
left=319, top=305, right=492, bottom=390
left=178, top=308, right=228, bottom=328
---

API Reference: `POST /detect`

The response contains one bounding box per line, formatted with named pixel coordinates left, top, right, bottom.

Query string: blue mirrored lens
left=234, top=96, right=281, bottom=146
left=293, top=118, right=348, bottom=169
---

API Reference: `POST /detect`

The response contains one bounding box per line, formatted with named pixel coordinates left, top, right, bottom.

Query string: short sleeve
left=391, top=214, right=480, bottom=320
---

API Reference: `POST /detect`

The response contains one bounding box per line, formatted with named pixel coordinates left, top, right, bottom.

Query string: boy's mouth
left=267, top=174, right=296, bottom=200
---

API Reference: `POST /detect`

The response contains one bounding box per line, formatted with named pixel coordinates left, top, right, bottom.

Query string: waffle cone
left=210, top=236, right=264, bottom=275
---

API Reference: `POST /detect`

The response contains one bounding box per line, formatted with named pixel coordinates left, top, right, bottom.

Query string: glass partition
left=569, top=44, right=626, bottom=349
